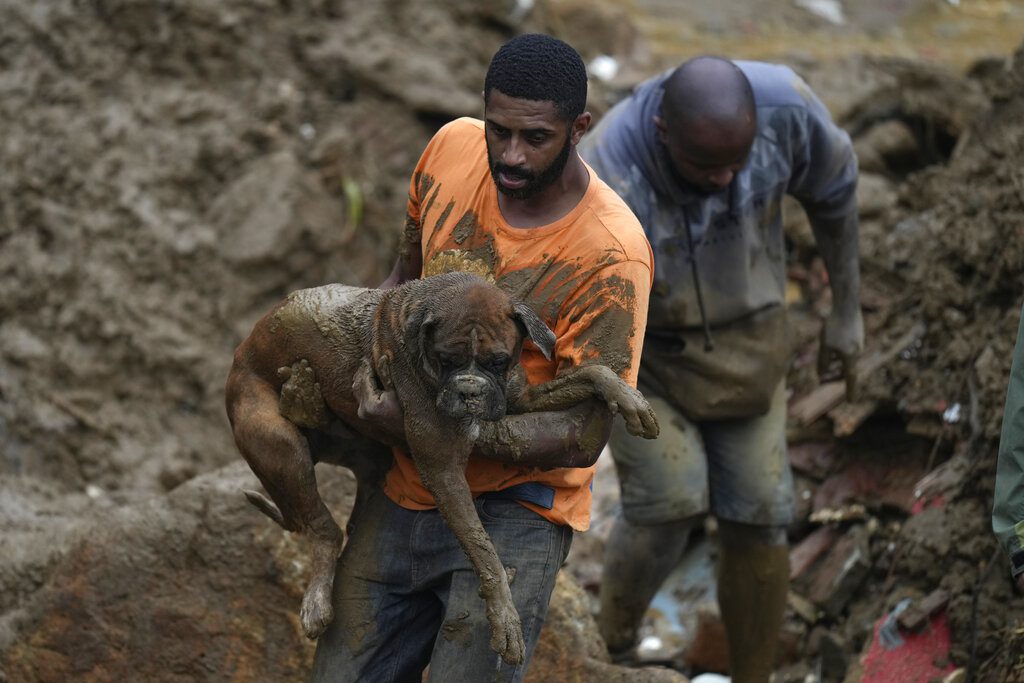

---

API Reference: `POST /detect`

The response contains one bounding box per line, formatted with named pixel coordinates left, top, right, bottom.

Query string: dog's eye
left=484, top=355, right=510, bottom=374
left=437, top=352, right=462, bottom=370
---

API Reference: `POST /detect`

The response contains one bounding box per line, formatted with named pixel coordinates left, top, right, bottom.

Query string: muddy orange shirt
left=382, top=118, right=653, bottom=531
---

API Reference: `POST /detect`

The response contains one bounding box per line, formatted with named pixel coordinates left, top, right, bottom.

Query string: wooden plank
left=829, top=399, right=880, bottom=437
left=897, top=589, right=949, bottom=632
left=789, top=322, right=926, bottom=427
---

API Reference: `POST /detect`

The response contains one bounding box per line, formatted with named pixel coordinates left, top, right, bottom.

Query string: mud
left=3, top=0, right=1024, bottom=679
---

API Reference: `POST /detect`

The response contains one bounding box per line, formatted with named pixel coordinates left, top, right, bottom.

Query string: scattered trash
left=794, top=0, right=846, bottom=25
left=878, top=598, right=913, bottom=650
left=589, top=55, right=620, bottom=82
left=942, top=403, right=962, bottom=424
left=691, top=674, right=731, bottom=683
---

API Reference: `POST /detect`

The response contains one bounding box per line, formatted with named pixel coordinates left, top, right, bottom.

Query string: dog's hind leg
left=225, top=367, right=343, bottom=640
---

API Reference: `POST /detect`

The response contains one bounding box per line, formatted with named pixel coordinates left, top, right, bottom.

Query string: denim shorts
left=609, top=380, right=794, bottom=527
left=311, top=487, right=572, bottom=682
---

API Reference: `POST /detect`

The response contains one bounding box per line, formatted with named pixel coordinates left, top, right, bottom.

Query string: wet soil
left=2, top=0, right=1024, bottom=680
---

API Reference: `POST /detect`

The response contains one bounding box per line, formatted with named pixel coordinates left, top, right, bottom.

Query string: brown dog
left=225, top=271, right=658, bottom=664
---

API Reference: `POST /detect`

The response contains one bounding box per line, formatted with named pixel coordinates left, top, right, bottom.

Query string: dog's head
left=406, top=275, right=555, bottom=422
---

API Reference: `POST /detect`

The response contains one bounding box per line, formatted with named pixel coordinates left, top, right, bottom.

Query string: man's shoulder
left=427, top=117, right=486, bottom=156
left=736, top=61, right=818, bottom=112
left=418, top=117, right=487, bottom=179
left=582, top=173, right=653, bottom=268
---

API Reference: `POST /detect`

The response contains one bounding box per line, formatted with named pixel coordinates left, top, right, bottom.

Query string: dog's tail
left=243, top=489, right=290, bottom=530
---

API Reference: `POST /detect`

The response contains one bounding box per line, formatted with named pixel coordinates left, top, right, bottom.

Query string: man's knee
left=718, top=518, right=787, bottom=547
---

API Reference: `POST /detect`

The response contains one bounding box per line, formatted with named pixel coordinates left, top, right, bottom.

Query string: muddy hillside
left=1, top=0, right=1023, bottom=680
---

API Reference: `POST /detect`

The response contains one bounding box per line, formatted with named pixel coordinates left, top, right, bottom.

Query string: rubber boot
left=716, top=520, right=790, bottom=683
left=598, top=513, right=694, bottom=657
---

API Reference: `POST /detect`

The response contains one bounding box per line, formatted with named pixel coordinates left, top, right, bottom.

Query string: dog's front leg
left=509, top=364, right=660, bottom=438
left=405, top=416, right=525, bottom=665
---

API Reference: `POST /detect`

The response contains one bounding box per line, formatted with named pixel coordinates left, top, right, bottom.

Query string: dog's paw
left=619, top=387, right=660, bottom=439
left=300, top=578, right=335, bottom=640
left=488, top=604, right=525, bottom=665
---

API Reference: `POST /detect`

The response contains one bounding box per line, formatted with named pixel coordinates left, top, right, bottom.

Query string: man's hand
left=352, top=359, right=405, bottom=442
left=817, top=308, right=865, bottom=401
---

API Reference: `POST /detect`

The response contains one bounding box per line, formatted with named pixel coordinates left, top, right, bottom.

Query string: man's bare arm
left=474, top=400, right=614, bottom=469
left=351, top=362, right=613, bottom=468
left=379, top=236, right=423, bottom=289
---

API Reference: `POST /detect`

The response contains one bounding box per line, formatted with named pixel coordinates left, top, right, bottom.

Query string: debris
left=787, top=591, right=820, bottom=624
left=790, top=526, right=841, bottom=580
left=809, top=504, right=868, bottom=524
left=798, top=525, right=873, bottom=618
left=860, top=611, right=955, bottom=683
left=789, top=323, right=926, bottom=427
left=589, top=55, right=620, bottom=82
left=897, top=589, right=950, bottom=632
left=794, top=0, right=845, bottom=25
left=878, top=598, right=913, bottom=649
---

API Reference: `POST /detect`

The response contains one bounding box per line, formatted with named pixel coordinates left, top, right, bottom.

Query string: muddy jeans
left=610, top=380, right=794, bottom=526
left=311, top=486, right=573, bottom=683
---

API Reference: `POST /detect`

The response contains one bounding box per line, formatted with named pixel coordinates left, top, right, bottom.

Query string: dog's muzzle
left=438, top=373, right=504, bottom=421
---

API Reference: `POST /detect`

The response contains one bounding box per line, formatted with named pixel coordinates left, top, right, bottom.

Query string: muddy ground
left=1, top=0, right=1023, bottom=680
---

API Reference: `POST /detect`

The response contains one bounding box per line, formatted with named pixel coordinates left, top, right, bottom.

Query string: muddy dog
left=225, top=271, right=658, bottom=664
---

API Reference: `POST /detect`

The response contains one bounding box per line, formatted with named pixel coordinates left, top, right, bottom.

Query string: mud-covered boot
left=598, top=513, right=694, bottom=659
left=717, top=520, right=790, bottom=683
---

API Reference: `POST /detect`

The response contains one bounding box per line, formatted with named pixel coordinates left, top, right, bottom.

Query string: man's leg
left=599, top=515, right=696, bottom=657
left=426, top=497, right=573, bottom=683
left=703, top=381, right=793, bottom=683
left=599, top=394, right=709, bottom=656
left=311, top=487, right=441, bottom=683
left=716, top=520, right=789, bottom=683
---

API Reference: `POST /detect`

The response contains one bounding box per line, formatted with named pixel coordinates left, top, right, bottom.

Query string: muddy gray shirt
left=579, top=61, right=858, bottom=333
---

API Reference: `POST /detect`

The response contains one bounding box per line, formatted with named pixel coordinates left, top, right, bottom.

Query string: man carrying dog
left=310, top=34, right=653, bottom=682
left=579, top=57, right=862, bottom=681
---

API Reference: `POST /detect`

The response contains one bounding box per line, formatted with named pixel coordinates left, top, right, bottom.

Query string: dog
left=225, top=271, right=658, bottom=664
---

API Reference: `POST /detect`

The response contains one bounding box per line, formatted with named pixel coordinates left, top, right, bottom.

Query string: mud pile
left=778, top=44, right=1024, bottom=681
left=0, top=0, right=555, bottom=497
left=858, top=42, right=1024, bottom=680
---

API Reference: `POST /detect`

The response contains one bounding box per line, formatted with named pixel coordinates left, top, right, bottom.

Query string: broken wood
left=897, top=589, right=949, bottom=632
left=790, top=322, right=926, bottom=427
left=828, top=400, right=880, bottom=437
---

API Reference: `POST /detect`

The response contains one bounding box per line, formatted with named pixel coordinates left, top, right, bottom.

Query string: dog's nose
left=454, top=375, right=487, bottom=400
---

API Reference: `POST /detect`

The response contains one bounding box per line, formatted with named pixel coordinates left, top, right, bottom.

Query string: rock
left=856, top=172, right=897, bottom=219
left=211, top=150, right=345, bottom=267
left=526, top=571, right=689, bottom=683
left=0, top=462, right=357, bottom=682
left=854, top=120, right=919, bottom=175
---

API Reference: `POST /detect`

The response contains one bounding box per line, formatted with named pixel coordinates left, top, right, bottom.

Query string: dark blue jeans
left=311, top=487, right=573, bottom=682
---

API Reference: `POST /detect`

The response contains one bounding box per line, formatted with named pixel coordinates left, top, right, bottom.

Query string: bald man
left=579, top=57, right=862, bottom=681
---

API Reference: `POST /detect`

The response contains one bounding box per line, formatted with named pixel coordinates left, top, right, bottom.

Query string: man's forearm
left=811, top=213, right=861, bottom=318
left=474, top=400, right=613, bottom=469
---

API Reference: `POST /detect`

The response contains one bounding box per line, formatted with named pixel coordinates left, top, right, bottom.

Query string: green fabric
left=994, top=305, right=1024, bottom=572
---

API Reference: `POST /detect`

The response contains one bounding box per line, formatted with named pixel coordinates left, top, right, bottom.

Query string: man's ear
left=512, top=302, right=555, bottom=361
left=571, top=112, right=593, bottom=145
left=653, top=115, right=669, bottom=144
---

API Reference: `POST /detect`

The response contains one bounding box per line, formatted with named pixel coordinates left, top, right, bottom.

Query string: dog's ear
left=512, top=302, right=555, bottom=361
left=413, top=310, right=439, bottom=381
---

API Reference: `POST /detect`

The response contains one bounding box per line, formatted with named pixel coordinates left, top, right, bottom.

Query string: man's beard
left=488, top=134, right=572, bottom=201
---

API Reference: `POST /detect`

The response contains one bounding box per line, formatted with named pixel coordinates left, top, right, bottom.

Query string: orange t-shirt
left=382, top=118, right=653, bottom=531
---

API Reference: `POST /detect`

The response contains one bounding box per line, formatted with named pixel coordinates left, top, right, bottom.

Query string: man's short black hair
left=484, top=33, right=588, bottom=121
